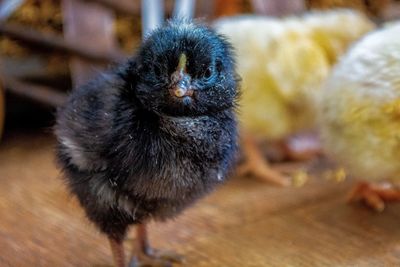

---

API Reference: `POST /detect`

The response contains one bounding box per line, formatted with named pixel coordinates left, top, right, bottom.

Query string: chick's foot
left=130, top=249, right=184, bottom=267
left=129, top=224, right=184, bottom=267
left=347, top=182, right=400, bottom=212
left=239, top=134, right=290, bottom=186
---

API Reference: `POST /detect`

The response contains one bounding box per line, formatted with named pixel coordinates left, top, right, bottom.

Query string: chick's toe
left=347, top=182, right=400, bottom=212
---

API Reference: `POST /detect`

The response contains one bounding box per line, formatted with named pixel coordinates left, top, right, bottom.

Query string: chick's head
left=131, top=20, right=238, bottom=117
left=303, top=9, right=376, bottom=64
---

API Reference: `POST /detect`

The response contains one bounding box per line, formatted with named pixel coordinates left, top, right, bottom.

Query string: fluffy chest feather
left=106, top=111, right=236, bottom=199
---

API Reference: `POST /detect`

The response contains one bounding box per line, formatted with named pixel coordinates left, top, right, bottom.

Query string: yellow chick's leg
left=347, top=182, right=400, bottom=212
left=129, top=223, right=184, bottom=267
left=280, top=133, right=322, bottom=161
left=237, top=133, right=291, bottom=186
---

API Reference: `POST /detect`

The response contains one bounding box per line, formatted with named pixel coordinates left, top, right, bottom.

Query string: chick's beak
left=170, top=53, right=194, bottom=98
left=174, top=78, right=193, bottom=98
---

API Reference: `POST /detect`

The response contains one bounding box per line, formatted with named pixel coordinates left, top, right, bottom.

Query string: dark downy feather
left=55, top=19, right=239, bottom=242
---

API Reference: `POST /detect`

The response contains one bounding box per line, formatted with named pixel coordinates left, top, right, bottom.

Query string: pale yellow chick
left=214, top=10, right=375, bottom=185
left=319, top=23, right=400, bottom=210
left=302, top=9, right=377, bottom=64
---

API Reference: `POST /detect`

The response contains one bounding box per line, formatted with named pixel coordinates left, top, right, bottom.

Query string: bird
left=301, top=9, right=377, bottom=64
left=55, top=19, right=239, bottom=267
left=318, top=22, right=400, bottom=212
left=214, top=9, right=374, bottom=186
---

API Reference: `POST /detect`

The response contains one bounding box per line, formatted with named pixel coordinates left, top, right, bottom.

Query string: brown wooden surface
left=1, top=131, right=400, bottom=267
left=0, top=81, right=4, bottom=139
left=0, top=23, right=124, bottom=64
left=62, top=0, right=117, bottom=87
left=251, top=0, right=305, bottom=16
left=3, top=77, right=67, bottom=107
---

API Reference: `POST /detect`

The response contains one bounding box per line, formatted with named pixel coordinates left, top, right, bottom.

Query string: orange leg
left=347, top=182, right=400, bottom=212
left=238, top=134, right=290, bottom=186
left=109, top=237, right=126, bottom=267
left=129, top=223, right=184, bottom=267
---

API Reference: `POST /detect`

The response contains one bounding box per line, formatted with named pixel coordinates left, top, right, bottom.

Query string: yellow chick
left=214, top=9, right=375, bottom=185
left=302, top=9, right=377, bottom=64
left=319, top=23, right=400, bottom=211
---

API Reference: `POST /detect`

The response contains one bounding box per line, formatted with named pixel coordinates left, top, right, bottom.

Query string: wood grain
left=62, top=0, right=117, bottom=87
left=0, top=131, right=400, bottom=267
left=0, top=80, right=4, bottom=139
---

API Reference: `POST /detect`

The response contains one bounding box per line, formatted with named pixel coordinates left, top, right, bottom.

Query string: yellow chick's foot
left=130, top=224, right=184, bottom=267
left=347, top=182, right=400, bottom=212
left=281, top=133, right=322, bottom=161
left=238, top=134, right=291, bottom=186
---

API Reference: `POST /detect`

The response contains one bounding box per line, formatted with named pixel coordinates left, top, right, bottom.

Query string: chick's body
left=302, top=10, right=376, bottom=64
left=55, top=20, right=238, bottom=266
left=56, top=83, right=236, bottom=238
left=212, top=10, right=374, bottom=185
left=320, top=23, right=400, bottom=182
left=215, top=10, right=374, bottom=140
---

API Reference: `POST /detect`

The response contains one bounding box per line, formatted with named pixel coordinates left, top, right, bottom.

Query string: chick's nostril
left=178, top=79, right=189, bottom=88
left=171, top=71, right=183, bottom=83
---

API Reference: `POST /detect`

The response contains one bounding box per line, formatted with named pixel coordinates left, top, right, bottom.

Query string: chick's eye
left=204, top=67, right=213, bottom=79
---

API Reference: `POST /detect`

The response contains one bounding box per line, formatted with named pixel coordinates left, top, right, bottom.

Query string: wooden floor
left=1, top=131, right=400, bottom=267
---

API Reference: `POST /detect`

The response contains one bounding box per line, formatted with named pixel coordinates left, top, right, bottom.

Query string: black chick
left=55, top=20, right=239, bottom=267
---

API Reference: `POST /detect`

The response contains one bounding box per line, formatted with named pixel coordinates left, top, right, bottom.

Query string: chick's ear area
left=216, top=59, right=224, bottom=73
left=118, top=58, right=141, bottom=83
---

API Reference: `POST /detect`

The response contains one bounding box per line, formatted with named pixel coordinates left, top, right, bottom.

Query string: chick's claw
left=130, top=249, right=184, bottom=267
left=347, top=182, right=400, bottom=212
left=130, top=224, right=184, bottom=267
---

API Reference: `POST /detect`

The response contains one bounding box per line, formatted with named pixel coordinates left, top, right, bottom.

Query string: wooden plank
left=82, top=0, right=140, bottom=16
left=214, top=0, right=243, bottom=17
left=196, top=0, right=215, bottom=19
left=0, top=23, right=124, bottom=63
left=0, top=132, right=400, bottom=266
left=0, top=78, right=4, bottom=139
left=251, top=0, right=305, bottom=16
left=62, top=0, right=117, bottom=87
left=2, top=77, right=67, bottom=107
left=171, top=198, right=400, bottom=266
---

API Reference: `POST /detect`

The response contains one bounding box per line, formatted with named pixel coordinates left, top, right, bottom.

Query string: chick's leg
left=129, top=223, right=184, bottom=267
left=109, top=237, right=126, bottom=267
left=347, top=182, right=400, bottom=212
left=238, top=134, right=290, bottom=186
